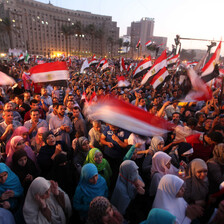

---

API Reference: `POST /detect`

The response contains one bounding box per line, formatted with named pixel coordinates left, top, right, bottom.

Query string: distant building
left=129, top=17, right=167, bottom=58
left=0, top=0, right=119, bottom=57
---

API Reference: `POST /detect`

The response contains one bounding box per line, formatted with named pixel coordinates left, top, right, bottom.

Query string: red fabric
left=185, top=134, right=214, bottom=162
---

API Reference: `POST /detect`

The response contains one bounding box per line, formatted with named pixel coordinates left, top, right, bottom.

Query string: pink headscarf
left=6, top=126, right=30, bottom=155
left=6, top=136, right=37, bottom=168
left=35, top=127, right=48, bottom=145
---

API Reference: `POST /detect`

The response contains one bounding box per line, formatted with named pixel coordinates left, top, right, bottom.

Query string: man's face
left=4, top=111, right=13, bottom=123
left=139, top=99, right=146, bottom=107
left=24, top=93, right=31, bottom=100
left=150, top=106, right=157, bottom=115
left=204, top=119, right=213, bottom=130
left=30, top=103, right=39, bottom=110
left=109, top=124, right=119, bottom=132
left=67, top=101, right=74, bottom=109
left=73, top=109, right=80, bottom=118
left=93, top=123, right=101, bottom=132
left=172, top=114, right=180, bottom=124
left=34, top=95, right=41, bottom=102
left=4, top=103, right=13, bottom=111
left=31, top=111, right=40, bottom=122
left=57, top=105, right=65, bottom=116
left=41, top=88, right=47, bottom=96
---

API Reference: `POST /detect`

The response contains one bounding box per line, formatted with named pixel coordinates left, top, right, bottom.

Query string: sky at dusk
left=37, top=0, right=224, bottom=55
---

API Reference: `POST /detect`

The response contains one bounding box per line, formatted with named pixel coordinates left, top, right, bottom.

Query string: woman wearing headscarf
left=207, top=143, right=224, bottom=194
left=184, top=159, right=209, bottom=206
left=23, top=177, right=72, bottom=224
left=47, top=153, right=79, bottom=199
left=84, top=148, right=112, bottom=186
left=6, top=126, right=30, bottom=155
left=87, top=196, right=124, bottom=224
left=150, top=151, right=178, bottom=197
left=111, top=160, right=145, bottom=215
left=11, top=149, right=38, bottom=193
left=152, top=174, right=203, bottom=224
left=139, top=208, right=176, bottom=224
left=147, top=136, right=165, bottom=156
left=37, top=131, right=68, bottom=178
left=0, top=163, right=23, bottom=211
left=31, top=127, right=48, bottom=154
left=6, top=136, right=37, bottom=168
left=73, top=136, right=90, bottom=173
left=73, top=163, right=108, bottom=221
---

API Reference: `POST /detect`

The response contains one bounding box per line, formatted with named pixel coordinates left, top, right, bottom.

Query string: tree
left=118, top=38, right=123, bottom=54
left=73, top=21, right=84, bottom=55
left=60, top=24, right=74, bottom=56
left=0, top=17, right=14, bottom=49
left=86, top=24, right=96, bottom=55
left=95, top=27, right=104, bottom=56
left=107, top=37, right=114, bottom=58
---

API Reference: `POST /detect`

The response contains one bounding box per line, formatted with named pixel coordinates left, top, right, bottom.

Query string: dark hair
left=148, top=104, right=156, bottom=110
left=56, top=103, right=64, bottom=109
left=207, top=131, right=223, bottom=144
left=15, top=95, right=24, bottom=101
left=187, top=117, right=197, bottom=127
left=73, top=106, right=80, bottom=111
left=30, top=99, right=38, bottom=105
left=30, top=109, right=39, bottom=114
left=53, top=102, right=59, bottom=108
left=172, top=112, right=181, bottom=117
left=33, top=93, right=41, bottom=97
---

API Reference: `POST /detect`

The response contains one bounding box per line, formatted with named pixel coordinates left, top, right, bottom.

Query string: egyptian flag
left=97, top=58, right=106, bottom=69
left=133, top=55, right=152, bottom=78
left=120, top=57, right=126, bottom=72
left=149, top=67, right=169, bottom=90
left=117, top=76, right=130, bottom=87
left=67, top=57, right=72, bottom=67
left=101, top=60, right=109, bottom=71
left=30, top=61, right=69, bottom=86
left=201, top=64, right=220, bottom=84
left=89, top=54, right=98, bottom=66
left=17, top=53, right=24, bottom=62
left=80, top=59, right=89, bottom=73
left=145, top=40, right=152, bottom=47
left=84, top=96, right=175, bottom=136
left=187, top=61, right=198, bottom=68
left=82, top=91, right=97, bottom=104
left=141, top=50, right=167, bottom=85
left=194, top=52, right=208, bottom=73
left=167, top=54, right=179, bottom=68
left=180, top=67, right=212, bottom=102
left=201, top=41, right=221, bottom=76
left=136, top=39, right=141, bottom=49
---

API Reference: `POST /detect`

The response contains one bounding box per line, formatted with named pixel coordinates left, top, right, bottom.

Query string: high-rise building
left=0, top=0, right=119, bottom=57
left=129, top=17, right=167, bottom=58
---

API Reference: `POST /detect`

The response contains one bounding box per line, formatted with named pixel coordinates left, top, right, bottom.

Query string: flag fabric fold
left=0, top=72, right=16, bottom=85
left=101, top=60, right=109, bottom=71
left=117, top=76, right=130, bottom=87
left=149, top=67, right=169, bottom=90
left=136, top=39, right=141, bottom=48
left=89, top=54, right=98, bottom=66
left=181, top=67, right=212, bottom=102
left=80, top=59, right=89, bottom=73
left=97, top=58, right=106, bottom=69
left=145, top=40, right=152, bottom=47
left=141, top=50, right=167, bottom=85
left=201, top=41, right=221, bottom=76
left=84, top=97, right=175, bottom=136
left=120, top=57, right=126, bottom=72
left=30, top=61, right=69, bottom=83
left=133, top=55, right=152, bottom=78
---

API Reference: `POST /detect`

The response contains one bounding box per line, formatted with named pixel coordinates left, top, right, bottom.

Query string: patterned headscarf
left=87, top=196, right=110, bottom=224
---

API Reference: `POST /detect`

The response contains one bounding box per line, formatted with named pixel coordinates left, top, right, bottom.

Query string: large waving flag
left=97, top=58, right=106, bottom=69
left=201, top=41, right=221, bottom=76
left=80, top=59, right=89, bottom=73
left=0, top=72, right=16, bottom=85
left=149, top=67, right=169, bottom=90
left=167, top=54, right=179, bottom=67
left=133, top=55, right=152, bottom=78
left=30, top=61, right=69, bottom=83
left=141, top=50, right=167, bottom=85
left=84, top=97, right=175, bottom=136
left=117, top=76, right=130, bottom=87
left=181, top=67, right=212, bottom=102
left=201, top=64, right=220, bottom=84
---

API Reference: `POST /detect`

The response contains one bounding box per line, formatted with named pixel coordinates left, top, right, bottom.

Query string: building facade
left=0, top=0, right=119, bottom=57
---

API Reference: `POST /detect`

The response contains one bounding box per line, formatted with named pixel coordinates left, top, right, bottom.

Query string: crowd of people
left=0, top=56, right=223, bottom=224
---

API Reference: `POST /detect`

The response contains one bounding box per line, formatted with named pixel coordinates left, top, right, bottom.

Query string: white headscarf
left=152, top=174, right=188, bottom=224
left=23, top=177, right=72, bottom=224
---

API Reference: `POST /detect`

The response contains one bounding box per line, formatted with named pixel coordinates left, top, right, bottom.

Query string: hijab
left=78, top=163, right=107, bottom=198
left=35, top=127, right=48, bottom=145
left=6, top=136, right=36, bottom=168
left=150, top=136, right=164, bottom=154
left=0, top=208, right=16, bottom=224
left=6, top=126, right=30, bottom=155
left=212, top=143, right=224, bottom=165
left=152, top=174, right=187, bottom=224
left=140, top=208, right=176, bottom=224
left=184, top=158, right=209, bottom=202
left=0, top=163, right=23, bottom=197
left=151, top=151, right=177, bottom=176
left=23, top=177, right=72, bottom=224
